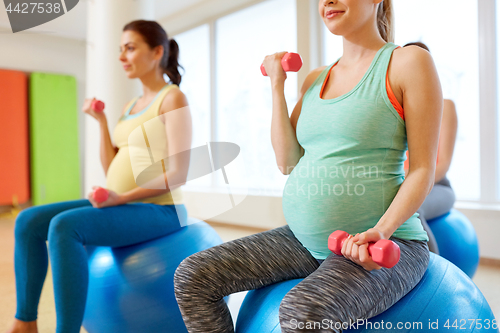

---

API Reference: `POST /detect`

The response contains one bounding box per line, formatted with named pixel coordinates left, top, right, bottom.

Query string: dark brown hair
left=123, top=20, right=183, bottom=86
left=403, top=41, right=430, bottom=53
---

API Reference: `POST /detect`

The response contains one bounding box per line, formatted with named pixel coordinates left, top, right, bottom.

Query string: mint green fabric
left=282, top=42, right=429, bottom=260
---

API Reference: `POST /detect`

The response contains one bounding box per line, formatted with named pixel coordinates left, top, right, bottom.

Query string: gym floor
left=0, top=214, right=498, bottom=333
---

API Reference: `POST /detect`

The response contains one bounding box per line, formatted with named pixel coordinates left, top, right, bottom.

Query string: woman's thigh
left=15, top=199, right=91, bottom=240
left=279, top=238, right=429, bottom=332
left=47, top=203, right=188, bottom=247
left=173, top=225, right=322, bottom=333
left=174, top=225, right=320, bottom=298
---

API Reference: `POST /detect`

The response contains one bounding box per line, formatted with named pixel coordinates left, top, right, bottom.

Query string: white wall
left=455, top=205, right=500, bottom=261
left=0, top=27, right=87, bottom=196
left=160, top=0, right=265, bottom=35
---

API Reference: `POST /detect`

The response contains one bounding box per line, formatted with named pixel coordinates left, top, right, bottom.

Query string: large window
left=393, top=0, right=480, bottom=201
left=324, top=0, right=481, bottom=201
left=174, top=24, right=211, bottom=188
left=215, top=0, right=297, bottom=195
left=173, top=0, right=297, bottom=195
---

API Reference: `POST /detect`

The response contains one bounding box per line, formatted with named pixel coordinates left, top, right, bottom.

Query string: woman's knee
left=279, top=280, right=352, bottom=332
left=14, top=206, right=45, bottom=239
left=174, top=250, right=216, bottom=295
left=47, top=211, right=81, bottom=243
left=447, top=187, right=456, bottom=207
left=279, top=288, right=331, bottom=330
left=436, top=186, right=456, bottom=212
left=420, top=185, right=456, bottom=219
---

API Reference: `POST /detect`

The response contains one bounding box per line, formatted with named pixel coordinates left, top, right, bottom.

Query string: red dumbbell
left=328, top=230, right=400, bottom=268
left=92, top=187, right=109, bottom=203
left=261, top=52, right=303, bottom=76
left=91, top=100, right=105, bottom=113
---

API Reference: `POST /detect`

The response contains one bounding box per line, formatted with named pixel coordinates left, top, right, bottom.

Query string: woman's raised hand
left=82, top=97, right=106, bottom=122
left=262, top=51, right=289, bottom=84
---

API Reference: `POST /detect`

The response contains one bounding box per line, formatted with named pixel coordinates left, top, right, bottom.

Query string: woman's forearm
left=270, top=82, right=303, bottom=175
left=117, top=170, right=186, bottom=204
left=99, top=118, right=118, bottom=175
left=374, top=168, right=434, bottom=238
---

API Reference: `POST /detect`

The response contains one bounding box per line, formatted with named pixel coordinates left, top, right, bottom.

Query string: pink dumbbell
left=91, top=100, right=105, bottom=113
left=261, top=52, right=303, bottom=76
left=328, top=230, right=401, bottom=268
left=92, top=187, right=109, bottom=203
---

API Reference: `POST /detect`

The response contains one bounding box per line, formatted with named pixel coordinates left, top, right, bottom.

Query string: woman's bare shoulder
left=391, top=45, right=439, bottom=93
left=392, top=45, right=433, bottom=66
left=300, top=66, right=328, bottom=95
left=159, top=86, right=189, bottom=115
left=443, top=99, right=456, bottom=109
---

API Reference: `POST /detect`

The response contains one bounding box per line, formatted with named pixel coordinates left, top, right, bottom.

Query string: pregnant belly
left=281, top=158, right=397, bottom=251
left=106, top=148, right=137, bottom=194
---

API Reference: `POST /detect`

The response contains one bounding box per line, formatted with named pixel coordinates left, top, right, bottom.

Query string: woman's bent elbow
left=277, top=162, right=298, bottom=175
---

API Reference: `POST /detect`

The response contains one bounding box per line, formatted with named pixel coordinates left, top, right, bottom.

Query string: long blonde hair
left=377, top=0, right=394, bottom=43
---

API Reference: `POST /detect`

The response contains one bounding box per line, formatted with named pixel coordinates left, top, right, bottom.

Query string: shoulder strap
left=304, top=60, right=340, bottom=102
left=121, top=97, right=140, bottom=120
left=371, top=42, right=400, bottom=82
left=154, top=84, right=179, bottom=116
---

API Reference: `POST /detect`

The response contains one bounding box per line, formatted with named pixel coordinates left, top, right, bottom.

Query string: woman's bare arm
left=82, top=97, right=123, bottom=175
left=374, top=46, right=443, bottom=238
left=434, top=99, right=458, bottom=183
left=271, top=65, right=326, bottom=175
left=99, top=116, right=120, bottom=176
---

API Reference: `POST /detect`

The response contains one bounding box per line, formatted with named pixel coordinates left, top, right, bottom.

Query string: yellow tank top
left=106, top=84, right=184, bottom=205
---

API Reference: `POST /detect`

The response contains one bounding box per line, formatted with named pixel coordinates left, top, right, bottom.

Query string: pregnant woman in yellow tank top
left=7, top=20, right=191, bottom=333
left=174, top=1, right=442, bottom=332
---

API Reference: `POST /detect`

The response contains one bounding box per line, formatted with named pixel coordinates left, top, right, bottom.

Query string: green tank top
left=282, top=42, right=429, bottom=260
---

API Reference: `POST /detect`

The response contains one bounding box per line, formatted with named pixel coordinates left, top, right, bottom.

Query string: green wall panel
left=30, top=72, right=81, bottom=205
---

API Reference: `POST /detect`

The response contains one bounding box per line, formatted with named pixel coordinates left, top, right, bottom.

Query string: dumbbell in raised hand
left=91, top=100, right=105, bottom=113
left=92, top=187, right=109, bottom=203
left=261, top=52, right=303, bottom=76
left=328, top=230, right=401, bottom=268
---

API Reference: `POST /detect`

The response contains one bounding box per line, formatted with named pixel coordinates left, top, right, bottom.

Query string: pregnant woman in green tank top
left=174, top=1, right=442, bottom=332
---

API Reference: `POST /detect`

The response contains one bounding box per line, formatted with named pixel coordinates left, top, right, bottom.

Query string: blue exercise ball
left=235, top=253, right=498, bottom=333
left=427, top=209, right=480, bottom=277
left=83, top=218, right=223, bottom=333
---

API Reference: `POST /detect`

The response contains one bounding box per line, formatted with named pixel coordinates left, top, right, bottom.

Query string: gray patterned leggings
left=174, top=225, right=429, bottom=333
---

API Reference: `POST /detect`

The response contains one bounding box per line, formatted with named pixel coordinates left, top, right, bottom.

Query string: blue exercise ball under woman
left=7, top=20, right=192, bottom=333
left=173, top=0, right=443, bottom=332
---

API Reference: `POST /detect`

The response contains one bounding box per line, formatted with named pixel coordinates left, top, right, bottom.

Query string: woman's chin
left=323, top=21, right=344, bottom=36
left=125, top=72, right=136, bottom=79
left=325, top=26, right=342, bottom=36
